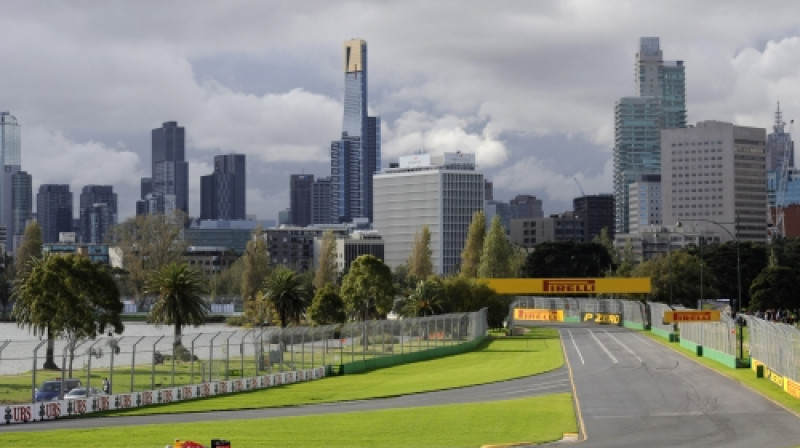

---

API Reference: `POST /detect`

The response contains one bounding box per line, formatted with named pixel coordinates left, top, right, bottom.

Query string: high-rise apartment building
left=200, top=154, right=246, bottom=220
left=79, top=185, right=117, bottom=244
left=311, top=177, right=333, bottom=225
left=614, top=38, right=686, bottom=234
left=661, top=121, right=767, bottom=242
left=138, top=121, right=188, bottom=216
left=330, top=39, right=381, bottom=223
left=289, top=174, right=314, bottom=227
left=37, top=184, right=73, bottom=244
left=374, top=152, right=484, bottom=275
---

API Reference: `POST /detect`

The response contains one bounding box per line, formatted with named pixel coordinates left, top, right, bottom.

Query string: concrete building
left=311, top=177, right=333, bottom=225
left=509, top=212, right=585, bottom=249
left=79, top=185, right=117, bottom=244
left=313, top=230, right=385, bottom=273
left=37, top=184, right=73, bottom=244
left=184, top=219, right=274, bottom=255
left=614, top=223, right=721, bottom=263
left=200, top=154, right=246, bottom=221
left=263, top=226, right=348, bottom=273
left=510, top=194, right=544, bottom=219
left=184, top=246, right=239, bottom=275
left=373, top=152, right=484, bottom=275
left=661, top=121, right=767, bottom=243
left=627, top=174, right=661, bottom=234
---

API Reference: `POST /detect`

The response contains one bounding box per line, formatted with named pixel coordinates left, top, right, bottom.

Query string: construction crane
left=573, top=177, right=586, bottom=197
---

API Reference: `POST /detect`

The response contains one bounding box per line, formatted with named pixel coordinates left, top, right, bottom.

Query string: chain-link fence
left=1, top=309, right=487, bottom=405
left=744, top=315, right=800, bottom=382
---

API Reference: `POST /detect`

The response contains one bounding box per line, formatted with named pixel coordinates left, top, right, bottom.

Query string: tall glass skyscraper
left=331, top=39, right=381, bottom=223
left=37, top=184, right=73, bottom=244
left=0, top=112, right=21, bottom=251
left=138, top=121, right=189, bottom=216
left=613, top=38, right=686, bottom=234
left=200, top=154, right=246, bottom=220
left=79, top=185, right=117, bottom=244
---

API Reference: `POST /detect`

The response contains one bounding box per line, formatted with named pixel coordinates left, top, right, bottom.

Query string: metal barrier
left=744, top=315, right=800, bottom=382
left=1, top=309, right=487, bottom=405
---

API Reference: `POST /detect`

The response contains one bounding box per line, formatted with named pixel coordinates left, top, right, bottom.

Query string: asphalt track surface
left=4, top=324, right=800, bottom=448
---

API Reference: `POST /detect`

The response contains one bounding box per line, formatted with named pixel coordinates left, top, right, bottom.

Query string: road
left=558, top=322, right=800, bottom=448
left=4, top=323, right=800, bottom=448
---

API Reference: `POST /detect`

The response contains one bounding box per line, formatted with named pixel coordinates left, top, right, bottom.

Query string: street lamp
left=684, top=215, right=743, bottom=363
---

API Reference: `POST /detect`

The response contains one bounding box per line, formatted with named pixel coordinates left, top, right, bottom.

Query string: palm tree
left=146, top=262, right=209, bottom=349
left=405, top=279, right=445, bottom=317
left=263, top=267, right=307, bottom=327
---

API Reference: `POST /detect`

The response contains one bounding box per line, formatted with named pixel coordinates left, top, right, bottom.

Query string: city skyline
left=1, top=2, right=800, bottom=222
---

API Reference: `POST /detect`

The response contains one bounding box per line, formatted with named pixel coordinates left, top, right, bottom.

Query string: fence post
left=224, top=332, right=235, bottom=379
left=131, top=336, right=144, bottom=393
left=31, top=340, right=47, bottom=403
left=86, top=339, right=102, bottom=393
left=241, top=329, right=253, bottom=379
left=208, top=331, right=221, bottom=382
left=189, top=333, right=202, bottom=385
left=109, top=336, right=116, bottom=395
left=151, top=336, right=164, bottom=390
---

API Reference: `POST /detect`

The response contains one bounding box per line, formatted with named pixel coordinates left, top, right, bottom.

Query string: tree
left=404, top=278, right=445, bottom=317
left=749, top=266, right=796, bottom=311
left=632, top=251, right=716, bottom=308
left=340, top=254, right=394, bottom=320
left=308, top=284, right=345, bottom=324
left=13, top=254, right=124, bottom=370
left=16, top=221, right=43, bottom=275
left=478, top=215, right=513, bottom=278
left=146, top=262, right=209, bottom=350
left=263, top=267, right=308, bottom=328
left=592, top=227, right=619, bottom=268
left=703, top=241, right=767, bottom=309
left=460, top=210, right=485, bottom=277
left=523, top=241, right=613, bottom=278
left=241, top=229, right=271, bottom=325
left=313, top=230, right=338, bottom=290
left=107, top=212, right=188, bottom=297
left=407, top=225, right=433, bottom=280
left=209, top=257, right=243, bottom=297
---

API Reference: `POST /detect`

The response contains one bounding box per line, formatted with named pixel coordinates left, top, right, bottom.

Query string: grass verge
left=1, top=393, right=575, bottom=448
left=107, top=328, right=563, bottom=416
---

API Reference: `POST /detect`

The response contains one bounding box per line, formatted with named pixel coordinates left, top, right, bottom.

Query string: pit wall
left=4, top=367, right=325, bottom=425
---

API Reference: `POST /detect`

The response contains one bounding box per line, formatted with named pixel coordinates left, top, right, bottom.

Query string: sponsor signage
left=662, top=310, right=721, bottom=324
left=2, top=366, right=327, bottom=426
left=481, top=278, right=652, bottom=295
left=513, top=308, right=564, bottom=322
left=581, top=312, right=622, bottom=325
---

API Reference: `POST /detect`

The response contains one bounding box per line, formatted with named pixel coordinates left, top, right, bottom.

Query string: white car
left=63, top=387, right=106, bottom=400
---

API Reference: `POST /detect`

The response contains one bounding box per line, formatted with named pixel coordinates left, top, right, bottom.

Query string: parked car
left=34, top=378, right=81, bottom=402
left=63, top=387, right=105, bottom=400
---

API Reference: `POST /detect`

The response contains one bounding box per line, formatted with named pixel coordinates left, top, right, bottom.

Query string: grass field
left=1, top=393, right=576, bottom=448
left=107, top=327, right=564, bottom=416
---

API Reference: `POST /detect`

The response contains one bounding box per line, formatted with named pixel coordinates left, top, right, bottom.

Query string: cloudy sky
left=2, top=0, right=800, bottom=222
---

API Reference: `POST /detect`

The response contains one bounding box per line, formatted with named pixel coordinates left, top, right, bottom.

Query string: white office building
left=661, top=121, right=767, bottom=242
left=628, top=174, right=662, bottom=234
left=373, top=152, right=484, bottom=275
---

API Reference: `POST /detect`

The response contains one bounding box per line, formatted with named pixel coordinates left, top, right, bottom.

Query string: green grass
left=1, top=394, right=575, bottom=448
left=108, top=328, right=564, bottom=416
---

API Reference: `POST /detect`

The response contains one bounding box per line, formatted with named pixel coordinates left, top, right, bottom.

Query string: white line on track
left=566, top=329, right=585, bottom=365
left=587, top=329, right=618, bottom=364
left=602, top=329, right=643, bottom=363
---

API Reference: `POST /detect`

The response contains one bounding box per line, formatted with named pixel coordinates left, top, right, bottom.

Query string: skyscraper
left=311, top=176, right=333, bottom=225
left=290, top=174, right=314, bottom=227
left=331, top=39, right=381, bottom=223
left=37, top=184, right=73, bottom=244
left=138, top=121, right=188, bottom=216
left=200, top=154, right=246, bottom=220
left=613, top=37, right=686, bottom=234
left=573, top=194, right=615, bottom=241
left=766, top=103, right=795, bottom=207
left=0, top=112, right=21, bottom=250
left=11, top=170, right=31, bottom=252
left=79, top=185, right=117, bottom=244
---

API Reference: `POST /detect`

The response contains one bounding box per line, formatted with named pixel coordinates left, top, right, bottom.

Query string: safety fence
left=744, top=316, right=800, bottom=384
left=0, top=309, right=487, bottom=411
left=508, top=297, right=647, bottom=329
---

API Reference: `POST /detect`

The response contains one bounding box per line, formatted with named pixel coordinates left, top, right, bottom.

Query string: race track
left=4, top=324, right=800, bottom=448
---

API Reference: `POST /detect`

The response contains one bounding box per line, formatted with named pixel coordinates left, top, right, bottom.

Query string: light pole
left=686, top=215, right=743, bottom=363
